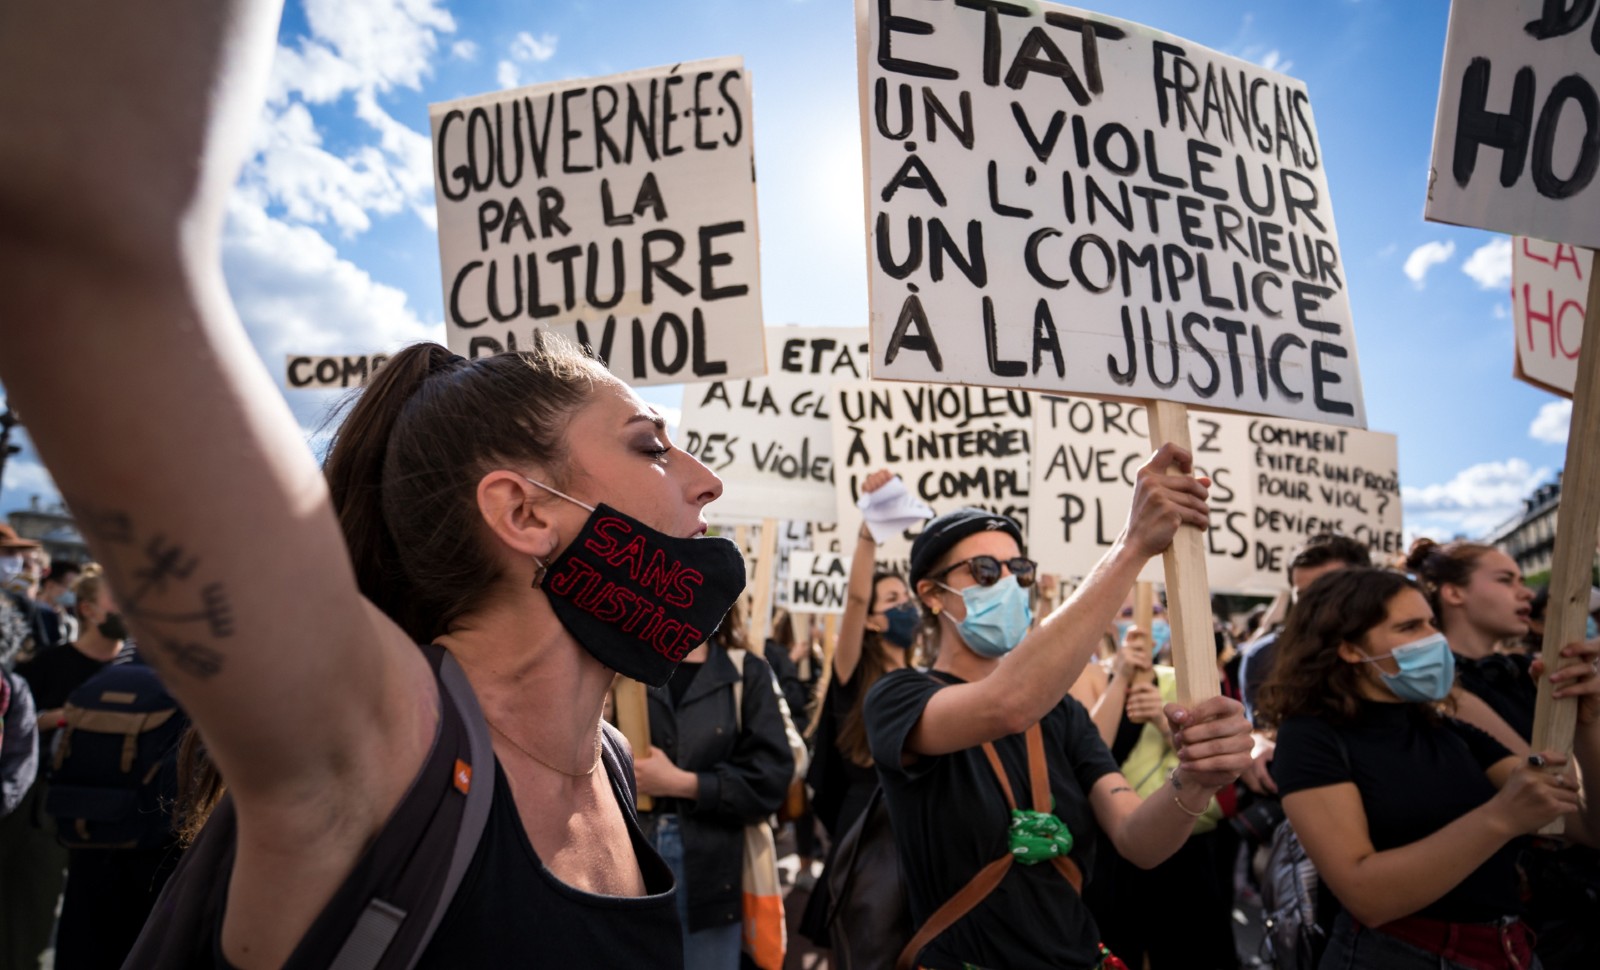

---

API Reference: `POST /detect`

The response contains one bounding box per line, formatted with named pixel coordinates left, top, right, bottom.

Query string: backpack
left=45, top=653, right=188, bottom=850
left=1258, top=732, right=1349, bottom=970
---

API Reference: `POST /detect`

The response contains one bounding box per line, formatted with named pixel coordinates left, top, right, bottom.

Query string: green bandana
left=1007, top=808, right=1073, bottom=864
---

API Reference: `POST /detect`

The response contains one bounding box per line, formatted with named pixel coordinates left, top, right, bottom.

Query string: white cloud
left=1258, top=50, right=1294, bottom=73
left=1530, top=400, right=1572, bottom=445
left=497, top=60, right=521, bottom=90
left=1462, top=237, right=1513, bottom=290
left=1222, top=15, right=1294, bottom=76
left=451, top=39, right=478, bottom=61
left=1, top=456, right=61, bottom=513
left=1492, top=303, right=1509, bottom=319
left=221, top=196, right=443, bottom=432
left=510, top=31, right=558, bottom=63
left=1403, top=240, right=1456, bottom=288
left=1377, top=242, right=1398, bottom=259
left=1402, top=458, right=1551, bottom=539
left=251, top=0, right=454, bottom=240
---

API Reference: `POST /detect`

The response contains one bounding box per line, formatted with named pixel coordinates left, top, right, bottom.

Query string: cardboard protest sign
left=1246, top=416, right=1401, bottom=587
left=1030, top=398, right=1400, bottom=591
left=284, top=354, right=390, bottom=389
left=1029, top=396, right=1252, bottom=588
left=772, top=520, right=842, bottom=601
left=1513, top=236, right=1589, bottom=398
left=430, top=57, right=765, bottom=385
left=786, top=551, right=849, bottom=614
left=858, top=0, right=1365, bottom=427
left=831, top=379, right=1032, bottom=571
left=1428, top=2, right=1600, bottom=249
left=680, top=328, right=869, bottom=523
left=1425, top=1, right=1600, bottom=779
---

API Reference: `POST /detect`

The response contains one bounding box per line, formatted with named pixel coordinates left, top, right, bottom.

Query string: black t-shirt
left=411, top=756, right=681, bottom=969
left=16, top=643, right=109, bottom=746
left=866, top=669, right=1120, bottom=970
left=1455, top=652, right=1535, bottom=742
left=1273, top=702, right=1519, bottom=922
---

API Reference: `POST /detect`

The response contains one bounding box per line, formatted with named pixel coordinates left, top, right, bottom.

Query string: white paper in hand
left=856, top=477, right=933, bottom=544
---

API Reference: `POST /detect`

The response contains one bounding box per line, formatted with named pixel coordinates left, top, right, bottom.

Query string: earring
left=929, top=601, right=941, bottom=616
left=531, top=554, right=549, bottom=588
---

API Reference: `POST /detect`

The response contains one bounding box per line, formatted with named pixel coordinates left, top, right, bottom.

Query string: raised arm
left=835, top=469, right=896, bottom=684
left=0, top=0, right=432, bottom=816
left=905, top=445, right=1209, bottom=756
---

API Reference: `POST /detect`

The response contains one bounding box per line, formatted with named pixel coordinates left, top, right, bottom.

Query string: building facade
left=1486, top=476, right=1561, bottom=578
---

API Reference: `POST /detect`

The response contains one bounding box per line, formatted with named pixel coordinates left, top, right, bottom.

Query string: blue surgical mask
left=1587, top=615, right=1598, bottom=640
left=1358, top=632, right=1456, bottom=703
left=1151, top=617, right=1171, bottom=653
left=881, top=602, right=920, bottom=649
left=939, top=576, right=1033, bottom=658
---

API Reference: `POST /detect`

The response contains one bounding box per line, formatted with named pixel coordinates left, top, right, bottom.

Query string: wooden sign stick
left=1530, top=263, right=1600, bottom=834
left=612, top=678, right=654, bottom=811
left=748, top=518, right=780, bottom=647
left=1146, top=400, right=1221, bottom=706
left=1132, top=580, right=1157, bottom=687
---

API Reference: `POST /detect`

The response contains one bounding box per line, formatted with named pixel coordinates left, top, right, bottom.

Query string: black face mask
left=97, top=612, right=128, bottom=642
left=529, top=479, right=746, bottom=687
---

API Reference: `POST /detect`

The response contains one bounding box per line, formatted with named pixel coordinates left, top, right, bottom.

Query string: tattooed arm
left=0, top=0, right=436, bottom=958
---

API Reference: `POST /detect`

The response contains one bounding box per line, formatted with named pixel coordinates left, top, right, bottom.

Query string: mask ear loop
left=522, top=476, right=588, bottom=589
left=523, top=476, right=597, bottom=513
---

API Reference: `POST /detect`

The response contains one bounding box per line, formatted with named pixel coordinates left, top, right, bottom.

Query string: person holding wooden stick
left=1259, top=567, right=1600, bottom=970
left=864, top=445, right=1253, bottom=970
left=1405, top=539, right=1600, bottom=967
left=0, top=0, right=751, bottom=964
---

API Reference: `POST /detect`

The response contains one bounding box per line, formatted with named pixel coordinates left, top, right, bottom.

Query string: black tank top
left=411, top=755, right=682, bottom=968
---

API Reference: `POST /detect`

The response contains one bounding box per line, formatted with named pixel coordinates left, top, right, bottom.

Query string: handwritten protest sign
left=1029, top=396, right=1250, bottom=587
left=1429, top=2, right=1600, bottom=249
left=831, top=379, right=1032, bottom=571
left=430, top=57, right=765, bottom=385
left=858, top=0, right=1365, bottom=427
left=1426, top=0, right=1600, bottom=788
left=1247, top=416, right=1401, bottom=584
left=283, top=354, right=390, bottom=389
left=786, top=551, right=849, bottom=615
left=1513, top=236, right=1588, bottom=398
left=1030, top=399, right=1399, bottom=591
left=680, top=328, right=868, bottom=523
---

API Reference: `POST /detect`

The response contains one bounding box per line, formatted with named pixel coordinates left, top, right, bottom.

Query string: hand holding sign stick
left=1145, top=403, right=1221, bottom=706
left=1527, top=265, right=1600, bottom=833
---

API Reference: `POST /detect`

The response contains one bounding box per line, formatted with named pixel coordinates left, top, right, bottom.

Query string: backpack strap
left=895, top=722, right=1082, bottom=970
left=398, top=648, right=495, bottom=970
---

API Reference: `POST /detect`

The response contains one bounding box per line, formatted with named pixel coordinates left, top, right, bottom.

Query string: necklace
left=486, top=717, right=602, bottom=778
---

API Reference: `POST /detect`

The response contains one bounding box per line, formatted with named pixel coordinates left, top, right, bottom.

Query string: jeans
left=1319, top=911, right=1543, bottom=970
left=649, top=815, right=742, bottom=970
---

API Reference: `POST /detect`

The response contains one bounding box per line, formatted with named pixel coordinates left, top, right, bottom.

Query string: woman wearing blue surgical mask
left=1259, top=568, right=1600, bottom=970
left=861, top=473, right=1256, bottom=970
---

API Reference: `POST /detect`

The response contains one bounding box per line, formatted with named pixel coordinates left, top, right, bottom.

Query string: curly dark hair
left=1256, top=568, right=1429, bottom=728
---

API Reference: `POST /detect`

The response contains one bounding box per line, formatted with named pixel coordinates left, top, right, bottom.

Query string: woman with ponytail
left=1405, top=538, right=1538, bottom=739
left=0, top=1, right=740, bottom=965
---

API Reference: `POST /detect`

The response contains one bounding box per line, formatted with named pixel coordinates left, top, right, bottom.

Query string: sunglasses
left=933, top=555, right=1037, bottom=588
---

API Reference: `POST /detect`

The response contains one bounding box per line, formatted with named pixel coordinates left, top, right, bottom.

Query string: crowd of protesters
left=2, top=1, right=1600, bottom=968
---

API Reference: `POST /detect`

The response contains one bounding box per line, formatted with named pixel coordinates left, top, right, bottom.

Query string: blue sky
left=0, top=0, right=1570, bottom=543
